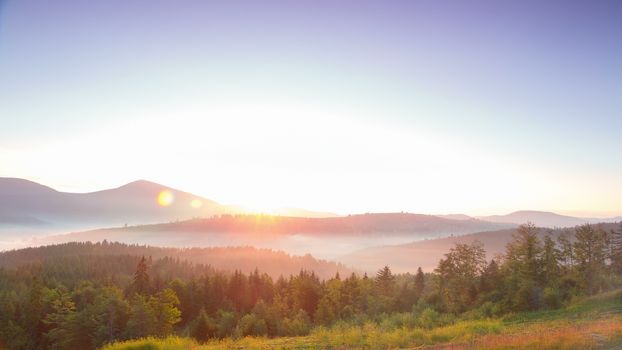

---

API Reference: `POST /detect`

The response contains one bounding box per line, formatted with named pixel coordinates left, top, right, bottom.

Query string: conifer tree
left=541, top=234, right=560, bottom=287
left=132, top=256, right=150, bottom=295
left=189, top=308, right=216, bottom=342
left=503, top=223, right=544, bottom=310
left=609, top=224, right=622, bottom=275
left=574, top=224, right=607, bottom=294
left=125, top=295, right=156, bottom=338
left=414, top=267, right=425, bottom=296
left=375, top=266, right=395, bottom=296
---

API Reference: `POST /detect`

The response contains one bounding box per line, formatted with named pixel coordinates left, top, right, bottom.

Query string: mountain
left=0, top=177, right=229, bottom=232
left=271, top=207, right=338, bottom=218
left=0, top=241, right=353, bottom=280
left=43, top=213, right=515, bottom=260
left=478, top=210, right=621, bottom=228
left=89, top=212, right=513, bottom=236
left=341, top=222, right=621, bottom=274
left=435, top=214, right=475, bottom=221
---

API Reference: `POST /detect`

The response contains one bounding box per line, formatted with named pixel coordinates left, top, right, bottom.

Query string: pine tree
left=375, top=266, right=395, bottom=296
left=480, top=259, right=501, bottom=296
left=434, top=241, right=486, bottom=313
left=557, top=230, right=574, bottom=273
left=541, top=234, right=560, bottom=287
left=503, top=223, right=544, bottom=311
left=125, top=295, right=156, bottom=338
left=27, top=277, right=45, bottom=348
left=227, top=270, right=250, bottom=312
left=132, top=256, right=150, bottom=295
left=314, top=297, right=335, bottom=325
left=574, top=224, right=607, bottom=295
left=414, top=267, right=425, bottom=297
left=189, top=308, right=216, bottom=342
left=609, top=224, right=622, bottom=275
left=92, top=287, right=129, bottom=347
left=290, top=270, right=321, bottom=318
left=150, top=288, right=182, bottom=336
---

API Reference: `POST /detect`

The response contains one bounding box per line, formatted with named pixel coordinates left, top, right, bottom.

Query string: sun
left=157, top=190, right=174, bottom=207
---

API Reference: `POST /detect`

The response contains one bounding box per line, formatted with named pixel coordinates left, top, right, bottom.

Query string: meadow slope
left=103, top=289, right=622, bottom=350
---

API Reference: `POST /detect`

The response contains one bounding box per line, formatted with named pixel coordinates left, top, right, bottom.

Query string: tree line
left=0, top=223, right=620, bottom=349
left=434, top=223, right=622, bottom=314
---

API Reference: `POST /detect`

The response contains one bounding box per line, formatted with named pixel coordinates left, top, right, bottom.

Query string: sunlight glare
left=190, top=198, right=203, bottom=209
left=157, top=190, right=174, bottom=206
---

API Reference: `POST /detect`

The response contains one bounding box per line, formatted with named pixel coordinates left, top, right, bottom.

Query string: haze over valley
left=2, top=177, right=620, bottom=267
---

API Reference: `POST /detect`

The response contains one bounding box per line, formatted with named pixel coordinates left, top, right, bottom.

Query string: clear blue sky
left=1, top=0, right=621, bottom=216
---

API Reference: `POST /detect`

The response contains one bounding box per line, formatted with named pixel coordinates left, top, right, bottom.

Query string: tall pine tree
left=132, top=256, right=150, bottom=295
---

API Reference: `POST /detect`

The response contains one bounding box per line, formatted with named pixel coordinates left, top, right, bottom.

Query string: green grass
left=503, top=289, right=622, bottom=324
left=103, top=290, right=622, bottom=350
left=101, top=337, right=199, bottom=350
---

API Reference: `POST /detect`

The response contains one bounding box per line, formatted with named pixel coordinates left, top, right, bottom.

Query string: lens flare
left=190, top=198, right=203, bottom=209
left=157, top=190, right=174, bottom=206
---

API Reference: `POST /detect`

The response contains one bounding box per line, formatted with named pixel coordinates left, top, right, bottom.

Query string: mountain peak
left=117, top=179, right=163, bottom=189
left=0, top=177, right=57, bottom=195
left=480, top=210, right=593, bottom=228
left=508, top=210, right=559, bottom=216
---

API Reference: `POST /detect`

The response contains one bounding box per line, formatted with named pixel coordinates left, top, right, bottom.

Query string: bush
left=215, top=310, right=236, bottom=338
left=379, top=312, right=417, bottom=330
left=189, top=309, right=217, bottom=342
left=462, top=301, right=501, bottom=319
left=235, top=314, right=268, bottom=337
left=412, top=298, right=432, bottom=315
left=417, top=307, right=440, bottom=328
left=544, top=287, right=562, bottom=309
left=281, top=310, right=311, bottom=336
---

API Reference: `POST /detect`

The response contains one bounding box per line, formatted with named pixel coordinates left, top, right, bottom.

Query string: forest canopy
left=0, top=223, right=620, bottom=349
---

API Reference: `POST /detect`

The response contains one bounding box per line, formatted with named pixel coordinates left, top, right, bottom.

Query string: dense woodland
left=0, top=242, right=351, bottom=280
left=0, top=223, right=621, bottom=349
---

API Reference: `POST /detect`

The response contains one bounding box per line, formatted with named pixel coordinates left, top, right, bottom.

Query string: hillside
left=88, top=213, right=513, bottom=236
left=2, top=221, right=620, bottom=350
left=478, top=210, right=621, bottom=228
left=0, top=241, right=353, bottom=280
left=104, top=289, right=622, bottom=350
left=0, top=177, right=230, bottom=232
left=341, top=222, right=622, bottom=273
left=44, top=213, right=515, bottom=259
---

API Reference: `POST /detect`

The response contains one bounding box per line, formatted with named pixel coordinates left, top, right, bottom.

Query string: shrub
left=235, top=314, right=268, bottom=337
left=189, top=309, right=217, bottom=342
left=215, top=310, right=236, bottom=338
left=544, top=287, right=562, bottom=309
left=417, top=307, right=440, bottom=329
left=281, top=309, right=311, bottom=336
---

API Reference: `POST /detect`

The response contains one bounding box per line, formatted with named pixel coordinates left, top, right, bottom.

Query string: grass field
left=102, top=290, right=622, bottom=350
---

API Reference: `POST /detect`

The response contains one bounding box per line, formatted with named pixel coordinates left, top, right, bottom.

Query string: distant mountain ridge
left=437, top=210, right=621, bottom=228
left=0, top=177, right=228, bottom=231
left=0, top=178, right=341, bottom=233
left=96, top=212, right=514, bottom=235
left=41, top=213, right=516, bottom=260
left=476, top=210, right=621, bottom=228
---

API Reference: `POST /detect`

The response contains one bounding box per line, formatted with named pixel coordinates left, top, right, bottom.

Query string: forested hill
left=0, top=241, right=353, bottom=280
left=106, top=213, right=513, bottom=235
left=342, top=222, right=622, bottom=273
left=55, top=213, right=514, bottom=244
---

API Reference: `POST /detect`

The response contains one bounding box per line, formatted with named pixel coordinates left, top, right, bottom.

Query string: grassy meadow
left=102, top=289, right=622, bottom=350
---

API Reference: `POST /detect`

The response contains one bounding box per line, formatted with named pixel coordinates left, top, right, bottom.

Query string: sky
left=0, top=0, right=621, bottom=217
